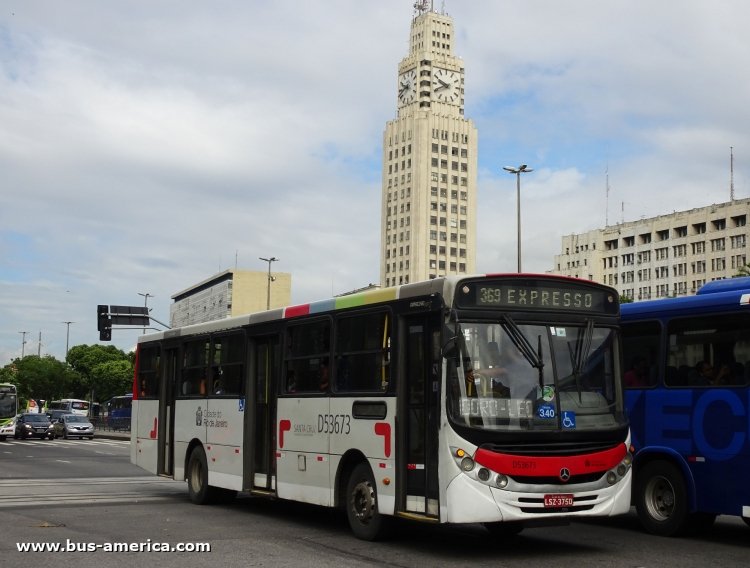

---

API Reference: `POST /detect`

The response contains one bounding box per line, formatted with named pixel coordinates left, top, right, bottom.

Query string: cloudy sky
left=2, top=0, right=749, bottom=363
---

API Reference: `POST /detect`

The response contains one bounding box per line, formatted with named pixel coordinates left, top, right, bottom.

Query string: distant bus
left=132, top=274, right=632, bottom=540
left=0, top=383, right=18, bottom=441
left=106, top=394, right=132, bottom=429
left=622, top=277, right=750, bottom=535
left=47, top=399, right=90, bottom=416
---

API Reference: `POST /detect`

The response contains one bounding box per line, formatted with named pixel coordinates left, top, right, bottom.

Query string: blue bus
left=622, top=277, right=750, bottom=535
left=106, top=394, right=132, bottom=430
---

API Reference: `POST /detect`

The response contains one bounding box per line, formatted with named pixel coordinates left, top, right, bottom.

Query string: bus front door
left=400, top=315, right=441, bottom=519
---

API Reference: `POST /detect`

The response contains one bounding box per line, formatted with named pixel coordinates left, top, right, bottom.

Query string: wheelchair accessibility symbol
left=562, top=411, right=576, bottom=429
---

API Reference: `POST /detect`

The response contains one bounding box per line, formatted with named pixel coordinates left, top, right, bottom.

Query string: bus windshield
left=0, top=384, right=17, bottom=420
left=447, top=319, right=624, bottom=432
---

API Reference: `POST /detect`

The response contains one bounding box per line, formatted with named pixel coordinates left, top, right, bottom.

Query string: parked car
left=14, top=413, right=55, bottom=439
left=53, top=414, right=95, bottom=440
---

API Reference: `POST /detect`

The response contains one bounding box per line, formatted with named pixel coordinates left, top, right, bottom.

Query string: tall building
left=380, top=2, right=477, bottom=287
left=551, top=198, right=750, bottom=300
left=170, top=269, right=292, bottom=327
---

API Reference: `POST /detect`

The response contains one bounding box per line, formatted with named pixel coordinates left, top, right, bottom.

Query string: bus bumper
left=445, top=470, right=632, bottom=523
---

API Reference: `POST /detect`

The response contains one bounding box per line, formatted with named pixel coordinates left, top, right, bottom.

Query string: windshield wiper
left=500, top=315, right=544, bottom=371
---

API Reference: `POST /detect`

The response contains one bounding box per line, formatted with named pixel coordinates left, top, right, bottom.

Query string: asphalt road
left=1, top=436, right=748, bottom=567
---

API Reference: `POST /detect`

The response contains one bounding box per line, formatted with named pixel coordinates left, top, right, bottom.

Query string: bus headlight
left=606, top=471, right=617, bottom=485
left=477, top=468, right=490, bottom=481
left=461, top=457, right=475, bottom=471
left=495, top=474, right=509, bottom=488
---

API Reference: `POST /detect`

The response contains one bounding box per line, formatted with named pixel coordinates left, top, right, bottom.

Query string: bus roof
left=696, top=276, right=750, bottom=295
left=140, top=273, right=613, bottom=343
left=621, top=284, right=750, bottom=320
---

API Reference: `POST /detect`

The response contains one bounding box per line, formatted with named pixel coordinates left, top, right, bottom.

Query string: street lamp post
left=19, top=331, right=29, bottom=358
left=259, top=257, right=279, bottom=310
left=137, top=293, right=153, bottom=334
left=502, top=164, right=533, bottom=273
left=62, top=321, right=74, bottom=358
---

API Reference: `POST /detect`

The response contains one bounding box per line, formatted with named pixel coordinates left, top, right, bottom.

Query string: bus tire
left=187, top=445, right=217, bottom=505
left=345, top=462, right=390, bottom=541
left=635, top=460, right=689, bottom=536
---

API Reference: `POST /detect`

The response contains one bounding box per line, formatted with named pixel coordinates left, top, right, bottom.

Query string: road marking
left=0, top=476, right=185, bottom=510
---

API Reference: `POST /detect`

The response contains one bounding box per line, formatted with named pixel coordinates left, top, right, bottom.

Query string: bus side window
left=334, top=311, right=390, bottom=393
left=621, top=321, right=660, bottom=388
left=285, top=320, right=330, bottom=393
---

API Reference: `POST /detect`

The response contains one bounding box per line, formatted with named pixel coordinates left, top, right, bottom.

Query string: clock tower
left=380, top=1, right=478, bottom=287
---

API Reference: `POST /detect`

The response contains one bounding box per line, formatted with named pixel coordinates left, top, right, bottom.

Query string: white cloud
left=2, top=1, right=750, bottom=363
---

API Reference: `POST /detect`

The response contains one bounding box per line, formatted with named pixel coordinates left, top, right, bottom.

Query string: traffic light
left=97, top=304, right=112, bottom=341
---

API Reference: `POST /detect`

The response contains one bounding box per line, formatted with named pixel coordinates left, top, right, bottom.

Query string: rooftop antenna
left=730, top=146, right=735, bottom=201
left=605, top=164, right=610, bottom=226
left=413, top=0, right=430, bottom=16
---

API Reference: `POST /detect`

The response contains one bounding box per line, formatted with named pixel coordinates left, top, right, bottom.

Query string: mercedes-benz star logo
left=559, top=468, right=571, bottom=482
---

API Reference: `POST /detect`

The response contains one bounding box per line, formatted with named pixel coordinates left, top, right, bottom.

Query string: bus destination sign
left=457, top=280, right=618, bottom=315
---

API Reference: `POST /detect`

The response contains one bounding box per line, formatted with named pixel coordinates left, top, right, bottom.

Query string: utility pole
left=62, top=321, right=74, bottom=358
left=19, top=331, right=29, bottom=358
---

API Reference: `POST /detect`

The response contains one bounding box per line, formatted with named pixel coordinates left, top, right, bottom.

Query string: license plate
left=544, top=494, right=574, bottom=507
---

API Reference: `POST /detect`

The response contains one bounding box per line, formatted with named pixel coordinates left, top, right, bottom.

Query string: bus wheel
left=345, top=462, right=390, bottom=541
left=187, top=446, right=217, bottom=505
left=484, top=521, right=524, bottom=537
left=635, top=460, right=689, bottom=536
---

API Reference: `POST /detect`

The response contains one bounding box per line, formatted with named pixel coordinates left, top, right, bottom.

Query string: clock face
left=398, top=69, right=417, bottom=105
left=432, top=68, right=460, bottom=103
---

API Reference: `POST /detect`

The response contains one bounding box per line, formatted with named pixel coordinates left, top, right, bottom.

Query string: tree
left=734, top=263, right=750, bottom=277
left=90, top=360, right=133, bottom=402
left=4, top=355, right=81, bottom=405
left=66, top=344, right=133, bottom=403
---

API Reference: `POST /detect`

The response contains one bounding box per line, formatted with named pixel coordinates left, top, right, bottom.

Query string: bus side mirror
left=441, top=324, right=459, bottom=359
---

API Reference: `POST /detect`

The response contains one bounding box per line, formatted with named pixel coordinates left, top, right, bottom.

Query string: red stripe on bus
left=474, top=443, right=627, bottom=476
left=284, top=304, right=310, bottom=318
left=374, top=422, right=391, bottom=457
left=279, top=419, right=292, bottom=448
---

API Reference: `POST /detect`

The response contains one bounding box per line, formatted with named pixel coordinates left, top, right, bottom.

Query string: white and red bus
left=131, top=274, right=632, bottom=540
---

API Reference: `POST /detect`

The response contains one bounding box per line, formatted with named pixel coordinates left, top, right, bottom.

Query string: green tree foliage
left=5, top=355, right=82, bottom=405
left=91, top=359, right=133, bottom=402
left=734, top=264, right=750, bottom=277
left=66, top=344, right=133, bottom=403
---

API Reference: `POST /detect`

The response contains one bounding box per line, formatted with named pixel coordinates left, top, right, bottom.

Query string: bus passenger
left=318, top=360, right=330, bottom=392
left=624, top=356, right=649, bottom=387
left=690, top=361, right=729, bottom=386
